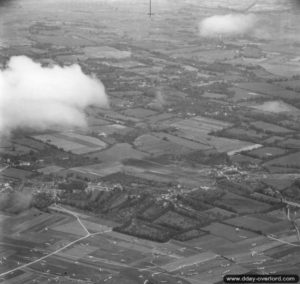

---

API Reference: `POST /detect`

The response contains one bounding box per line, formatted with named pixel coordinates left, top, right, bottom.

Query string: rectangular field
left=250, top=121, right=293, bottom=134
left=84, top=143, right=147, bottom=162
left=171, top=116, right=232, bottom=135
left=264, top=152, right=300, bottom=168
left=202, top=222, right=258, bottom=242
left=33, top=132, right=107, bottom=154
left=236, top=82, right=299, bottom=99
left=214, top=192, right=271, bottom=214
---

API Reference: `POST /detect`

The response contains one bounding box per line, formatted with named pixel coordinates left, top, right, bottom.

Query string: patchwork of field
left=171, top=116, right=233, bottom=135
left=122, top=108, right=157, bottom=118
left=278, top=79, right=300, bottom=89
left=84, top=143, right=147, bottom=162
left=134, top=134, right=195, bottom=156
left=171, top=49, right=237, bottom=63
left=279, top=138, right=300, bottom=149
left=249, top=101, right=300, bottom=114
left=223, top=215, right=281, bottom=234
left=37, top=165, right=65, bottom=175
left=246, top=147, right=286, bottom=159
left=223, top=127, right=267, bottom=141
left=214, top=192, right=271, bottom=214
left=236, top=82, right=299, bottom=100
left=4, top=202, right=297, bottom=283
left=260, top=62, right=300, bottom=77
left=175, top=131, right=261, bottom=155
left=152, top=132, right=211, bottom=150
left=83, top=46, right=131, bottom=59
left=202, top=222, right=258, bottom=242
left=0, top=144, right=37, bottom=156
left=33, top=132, right=107, bottom=154
left=264, top=152, right=300, bottom=169
left=250, top=121, right=293, bottom=134
left=164, top=116, right=262, bottom=155
left=0, top=168, right=33, bottom=180
left=67, top=162, right=123, bottom=179
left=230, top=87, right=265, bottom=102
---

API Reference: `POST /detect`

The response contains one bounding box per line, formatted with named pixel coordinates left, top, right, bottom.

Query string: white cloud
left=0, top=56, right=109, bottom=136
left=199, top=13, right=257, bottom=37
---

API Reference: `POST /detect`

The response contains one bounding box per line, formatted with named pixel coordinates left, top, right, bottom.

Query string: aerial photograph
left=0, top=0, right=300, bottom=283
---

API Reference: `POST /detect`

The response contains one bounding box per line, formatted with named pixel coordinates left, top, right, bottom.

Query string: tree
left=32, top=191, right=55, bottom=210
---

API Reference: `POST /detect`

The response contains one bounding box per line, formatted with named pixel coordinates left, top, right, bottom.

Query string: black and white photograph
left=0, top=0, right=300, bottom=283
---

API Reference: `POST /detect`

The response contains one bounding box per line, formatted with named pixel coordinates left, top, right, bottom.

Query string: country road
left=0, top=204, right=111, bottom=278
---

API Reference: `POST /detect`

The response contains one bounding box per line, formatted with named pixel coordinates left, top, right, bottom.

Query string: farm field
left=264, top=152, right=300, bottom=169
left=250, top=121, right=293, bottom=134
left=278, top=79, right=300, bottom=89
left=230, top=87, right=265, bottom=102
left=224, top=215, right=278, bottom=234
left=279, top=138, right=300, bottom=149
left=83, top=46, right=131, bottom=59
left=171, top=116, right=232, bottom=135
left=84, top=143, right=147, bottom=162
left=152, top=132, right=211, bottom=151
left=134, top=134, right=194, bottom=156
left=67, top=162, right=123, bottom=179
left=2, top=0, right=300, bottom=281
left=249, top=100, right=300, bottom=114
left=202, top=222, right=258, bottom=242
left=37, top=165, right=65, bottom=175
left=246, top=147, right=287, bottom=159
left=33, top=132, right=107, bottom=154
left=122, top=108, right=157, bottom=118
left=236, top=82, right=299, bottom=100
left=222, top=127, right=267, bottom=141
left=214, top=192, right=271, bottom=214
left=0, top=168, right=33, bottom=180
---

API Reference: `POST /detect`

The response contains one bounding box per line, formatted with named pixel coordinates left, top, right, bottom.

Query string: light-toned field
left=37, top=165, right=65, bottom=175
left=83, top=46, right=131, bottom=59
left=69, top=161, right=123, bottom=178
left=122, top=108, right=157, bottom=118
left=171, top=116, right=232, bottom=135
left=260, top=62, right=300, bottom=77
left=230, top=87, right=265, bottom=102
left=33, top=132, right=107, bottom=154
left=152, top=132, right=211, bottom=151
left=134, top=134, right=193, bottom=156
left=52, top=220, right=87, bottom=237
left=250, top=101, right=300, bottom=114
left=161, top=251, right=218, bottom=272
left=59, top=244, right=99, bottom=259
left=224, top=216, right=276, bottom=234
left=202, top=222, right=258, bottom=242
left=85, top=143, right=147, bottom=162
